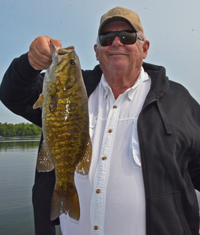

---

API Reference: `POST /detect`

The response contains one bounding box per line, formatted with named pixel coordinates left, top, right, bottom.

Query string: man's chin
left=109, top=61, right=129, bottom=70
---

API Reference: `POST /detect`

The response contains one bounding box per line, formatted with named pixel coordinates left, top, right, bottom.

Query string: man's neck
left=103, top=68, right=141, bottom=99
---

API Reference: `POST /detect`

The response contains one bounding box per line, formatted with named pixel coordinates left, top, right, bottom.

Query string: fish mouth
left=58, top=46, right=74, bottom=55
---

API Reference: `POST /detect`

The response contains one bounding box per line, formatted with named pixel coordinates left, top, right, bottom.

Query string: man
left=1, top=6, right=200, bottom=235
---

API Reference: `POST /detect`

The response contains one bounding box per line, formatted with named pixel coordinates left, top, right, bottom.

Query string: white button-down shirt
left=60, top=67, right=151, bottom=235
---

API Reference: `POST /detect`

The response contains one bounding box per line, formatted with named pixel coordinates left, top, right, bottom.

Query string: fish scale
left=33, top=45, right=92, bottom=221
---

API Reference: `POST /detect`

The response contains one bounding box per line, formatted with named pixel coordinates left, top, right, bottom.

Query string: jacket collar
left=142, top=62, right=172, bottom=135
left=143, top=62, right=169, bottom=100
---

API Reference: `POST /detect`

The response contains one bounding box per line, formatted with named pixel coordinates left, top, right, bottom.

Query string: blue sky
left=0, top=0, right=200, bottom=124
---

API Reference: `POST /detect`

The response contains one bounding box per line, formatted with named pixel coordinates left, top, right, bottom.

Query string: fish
left=33, top=45, right=92, bottom=221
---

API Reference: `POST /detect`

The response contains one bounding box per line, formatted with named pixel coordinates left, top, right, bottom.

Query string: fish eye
left=70, top=59, right=75, bottom=65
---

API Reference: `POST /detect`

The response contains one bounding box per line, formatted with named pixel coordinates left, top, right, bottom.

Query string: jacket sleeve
left=177, top=85, right=200, bottom=191
left=82, top=65, right=102, bottom=97
left=186, top=94, right=200, bottom=191
left=188, top=154, right=200, bottom=191
left=0, top=53, right=44, bottom=127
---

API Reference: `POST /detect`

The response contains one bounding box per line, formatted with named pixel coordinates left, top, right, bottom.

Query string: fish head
left=51, top=46, right=81, bottom=91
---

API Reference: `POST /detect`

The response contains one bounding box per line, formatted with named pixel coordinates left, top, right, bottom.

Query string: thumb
left=50, top=39, right=62, bottom=50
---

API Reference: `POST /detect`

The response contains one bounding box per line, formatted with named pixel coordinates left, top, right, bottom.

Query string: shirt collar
left=101, top=67, right=150, bottom=100
left=127, top=67, right=149, bottom=101
left=101, top=75, right=111, bottom=99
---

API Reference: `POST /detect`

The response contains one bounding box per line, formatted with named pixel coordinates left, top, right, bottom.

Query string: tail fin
left=50, top=184, right=80, bottom=221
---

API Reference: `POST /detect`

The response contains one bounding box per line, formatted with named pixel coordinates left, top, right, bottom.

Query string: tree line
left=0, top=122, right=42, bottom=137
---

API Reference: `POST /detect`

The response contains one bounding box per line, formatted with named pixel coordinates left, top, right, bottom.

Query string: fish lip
left=57, top=46, right=74, bottom=55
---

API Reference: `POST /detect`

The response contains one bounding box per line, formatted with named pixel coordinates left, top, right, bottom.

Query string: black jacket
left=1, top=53, right=200, bottom=235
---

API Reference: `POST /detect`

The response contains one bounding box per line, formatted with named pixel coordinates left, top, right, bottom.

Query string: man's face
left=94, top=20, right=149, bottom=73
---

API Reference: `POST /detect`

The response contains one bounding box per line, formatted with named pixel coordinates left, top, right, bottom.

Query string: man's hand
left=28, top=36, right=62, bottom=70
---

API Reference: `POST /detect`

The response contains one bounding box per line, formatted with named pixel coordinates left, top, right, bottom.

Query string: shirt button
left=96, top=189, right=101, bottom=194
left=94, top=225, right=98, bottom=230
left=113, top=105, right=117, bottom=109
left=108, top=129, right=112, bottom=133
left=102, top=156, right=107, bottom=160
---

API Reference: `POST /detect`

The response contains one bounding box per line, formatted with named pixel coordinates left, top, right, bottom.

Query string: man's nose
left=112, top=36, right=123, bottom=46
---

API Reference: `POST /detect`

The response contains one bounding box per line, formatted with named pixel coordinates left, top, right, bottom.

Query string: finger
left=31, top=41, right=52, bottom=64
left=28, top=36, right=53, bottom=70
left=35, top=36, right=52, bottom=58
left=36, top=37, right=62, bottom=54
left=28, top=36, right=62, bottom=70
left=28, top=50, right=52, bottom=70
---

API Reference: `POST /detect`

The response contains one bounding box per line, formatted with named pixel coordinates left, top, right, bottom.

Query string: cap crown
left=98, top=6, right=144, bottom=34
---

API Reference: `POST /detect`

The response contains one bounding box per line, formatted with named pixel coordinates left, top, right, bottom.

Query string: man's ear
left=94, top=44, right=99, bottom=61
left=142, top=40, right=150, bottom=59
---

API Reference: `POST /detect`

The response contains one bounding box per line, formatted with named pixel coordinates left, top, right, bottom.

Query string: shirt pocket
left=89, top=113, right=97, bottom=139
left=129, top=118, right=141, bottom=169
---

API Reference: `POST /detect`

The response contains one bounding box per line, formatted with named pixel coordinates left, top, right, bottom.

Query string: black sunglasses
left=99, top=30, right=143, bottom=47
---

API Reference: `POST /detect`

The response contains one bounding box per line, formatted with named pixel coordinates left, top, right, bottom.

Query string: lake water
left=0, top=136, right=62, bottom=235
left=0, top=136, right=200, bottom=234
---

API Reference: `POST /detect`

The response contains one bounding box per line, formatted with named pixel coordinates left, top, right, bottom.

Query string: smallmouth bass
left=33, top=45, right=92, bottom=221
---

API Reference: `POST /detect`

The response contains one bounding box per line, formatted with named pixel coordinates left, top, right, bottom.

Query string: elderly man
left=1, top=6, right=200, bottom=235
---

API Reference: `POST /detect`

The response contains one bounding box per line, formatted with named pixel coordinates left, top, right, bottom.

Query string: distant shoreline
left=0, top=122, right=41, bottom=137
left=0, top=134, right=41, bottom=138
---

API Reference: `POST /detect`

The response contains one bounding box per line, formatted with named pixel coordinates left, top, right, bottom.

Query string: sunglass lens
left=119, top=32, right=137, bottom=44
left=99, top=34, right=114, bottom=46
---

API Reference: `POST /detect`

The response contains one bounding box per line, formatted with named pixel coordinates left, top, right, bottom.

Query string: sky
left=0, top=0, right=200, bottom=124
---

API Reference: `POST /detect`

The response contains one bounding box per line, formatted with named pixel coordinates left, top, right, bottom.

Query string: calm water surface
left=1, top=136, right=200, bottom=234
left=0, top=136, right=61, bottom=235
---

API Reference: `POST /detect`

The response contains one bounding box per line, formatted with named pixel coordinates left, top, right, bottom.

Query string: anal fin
left=76, top=137, right=92, bottom=175
left=37, top=141, right=54, bottom=172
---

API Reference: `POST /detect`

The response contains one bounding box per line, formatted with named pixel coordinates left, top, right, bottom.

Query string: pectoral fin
left=33, top=93, right=44, bottom=109
left=76, top=137, right=92, bottom=175
left=37, top=141, right=54, bottom=172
